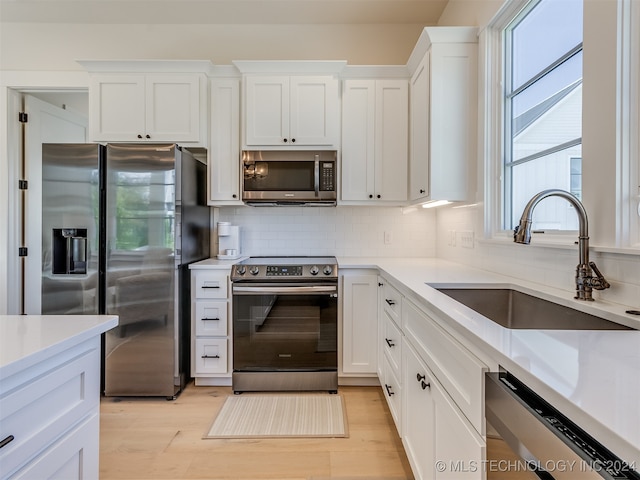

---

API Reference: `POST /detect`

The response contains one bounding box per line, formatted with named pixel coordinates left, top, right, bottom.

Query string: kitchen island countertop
left=0, top=314, right=118, bottom=380
left=338, top=257, right=640, bottom=469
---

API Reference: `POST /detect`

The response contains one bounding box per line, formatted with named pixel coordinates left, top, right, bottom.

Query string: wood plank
left=100, top=384, right=415, bottom=479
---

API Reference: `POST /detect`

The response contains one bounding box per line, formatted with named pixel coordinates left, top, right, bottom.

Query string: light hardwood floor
left=100, top=384, right=415, bottom=479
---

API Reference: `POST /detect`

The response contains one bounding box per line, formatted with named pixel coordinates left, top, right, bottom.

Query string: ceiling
left=0, top=0, right=449, bottom=25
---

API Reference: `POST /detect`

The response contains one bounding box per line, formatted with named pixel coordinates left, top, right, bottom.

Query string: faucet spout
left=513, top=189, right=609, bottom=301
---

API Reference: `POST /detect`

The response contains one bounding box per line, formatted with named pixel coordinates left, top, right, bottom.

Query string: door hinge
left=18, top=247, right=28, bottom=257
left=18, top=112, right=28, bottom=123
left=18, top=179, right=28, bottom=190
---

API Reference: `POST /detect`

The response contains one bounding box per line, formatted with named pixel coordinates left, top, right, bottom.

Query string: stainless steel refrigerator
left=42, top=143, right=211, bottom=398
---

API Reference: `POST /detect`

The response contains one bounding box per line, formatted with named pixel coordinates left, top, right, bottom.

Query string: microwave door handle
left=314, top=155, right=320, bottom=197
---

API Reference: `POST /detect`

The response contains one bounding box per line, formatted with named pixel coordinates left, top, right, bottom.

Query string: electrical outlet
left=460, top=231, right=474, bottom=249
left=384, top=231, right=393, bottom=244
left=448, top=230, right=456, bottom=246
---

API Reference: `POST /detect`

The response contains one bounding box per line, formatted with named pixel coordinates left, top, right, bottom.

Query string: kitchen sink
left=435, top=288, right=634, bottom=330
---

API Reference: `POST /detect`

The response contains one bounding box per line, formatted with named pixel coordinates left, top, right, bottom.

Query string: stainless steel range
left=231, top=256, right=338, bottom=393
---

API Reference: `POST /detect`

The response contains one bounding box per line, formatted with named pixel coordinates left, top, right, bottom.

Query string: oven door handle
left=232, top=285, right=337, bottom=295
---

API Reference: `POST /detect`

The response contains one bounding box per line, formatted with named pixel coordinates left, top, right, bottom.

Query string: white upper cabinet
left=341, top=79, right=408, bottom=203
left=80, top=60, right=211, bottom=144
left=243, top=75, right=340, bottom=148
left=209, top=77, right=242, bottom=204
left=407, top=27, right=478, bottom=204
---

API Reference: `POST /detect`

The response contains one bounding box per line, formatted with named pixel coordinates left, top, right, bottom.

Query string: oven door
left=232, top=283, right=338, bottom=372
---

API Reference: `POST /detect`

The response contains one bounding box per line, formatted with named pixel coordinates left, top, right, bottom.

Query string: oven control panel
left=266, top=266, right=303, bottom=276
left=231, top=258, right=337, bottom=281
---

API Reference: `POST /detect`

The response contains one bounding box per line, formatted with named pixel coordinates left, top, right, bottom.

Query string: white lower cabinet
left=341, top=270, right=379, bottom=376
left=376, top=276, right=487, bottom=480
left=403, top=341, right=485, bottom=480
left=381, top=346, right=403, bottom=433
left=0, top=338, right=101, bottom=479
left=190, top=267, right=232, bottom=385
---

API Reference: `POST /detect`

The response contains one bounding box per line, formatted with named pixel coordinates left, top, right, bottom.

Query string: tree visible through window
left=503, top=0, right=583, bottom=231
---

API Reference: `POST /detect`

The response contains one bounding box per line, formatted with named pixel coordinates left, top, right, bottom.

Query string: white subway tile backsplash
left=436, top=205, right=640, bottom=307
left=218, top=205, right=437, bottom=258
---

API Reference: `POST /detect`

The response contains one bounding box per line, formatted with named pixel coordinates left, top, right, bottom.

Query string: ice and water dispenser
left=52, top=228, right=88, bottom=274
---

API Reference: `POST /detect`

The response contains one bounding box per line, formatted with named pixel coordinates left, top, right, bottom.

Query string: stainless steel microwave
left=242, top=150, right=337, bottom=206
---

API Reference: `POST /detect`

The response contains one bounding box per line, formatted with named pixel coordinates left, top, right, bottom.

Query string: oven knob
left=309, top=266, right=319, bottom=275
left=236, top=265, right=246, bottom=275
left=323, top=265, right=333, bottom=275
left=249, top=266, right=260, bottom=276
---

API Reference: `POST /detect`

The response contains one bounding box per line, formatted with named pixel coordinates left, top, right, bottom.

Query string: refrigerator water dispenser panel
left=52, top=228, right=88, bottom=274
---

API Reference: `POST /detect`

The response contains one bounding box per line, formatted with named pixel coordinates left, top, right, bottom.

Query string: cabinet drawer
left=382, top=281, right=402, bottom=325
left=194, top=301, right=228, bottom=336
left=0, top=344, right=100, bottom=477
left=381, top=354, right=402, bottom=435
left=402, top=298, right=487, bottom=434
left=382, top=312, right=402, bottom=377
left=10, top=412, right=99, bottom=480
left=193, top=271, right=228, bottom=299
left=194, top=338, right=228, bottom=374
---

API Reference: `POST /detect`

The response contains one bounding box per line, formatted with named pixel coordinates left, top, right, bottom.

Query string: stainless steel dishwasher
left=485, top=371, right=640, bottom=480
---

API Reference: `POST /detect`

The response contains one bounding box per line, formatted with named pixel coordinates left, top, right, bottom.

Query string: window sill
left=479, top=233, right=640, bottom=256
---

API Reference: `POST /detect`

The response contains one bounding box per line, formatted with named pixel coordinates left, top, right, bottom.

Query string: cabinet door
left=375, top=80, right=408, bottom=202
left=342, top=273, right=378, bottom=374
left=409, top=53, right=430, bottom=201
left=11, top=413, right=99, bottom=480
left=145, top=74, right=201, bottom=142
left=245, top=76, right=289, bottom=145
left=433, top=374, right=485, bottom=480
left=403, top=341, right=485, bottom=480
left=289, top=76, right=339, bottom=146
left=341, top=79, right=375, bottom=201
left=89, top=74, right=145, bottom=142
left=403, top=343, right=436, bottom=480
left=382, top=353, right=402, bottom=434
left=429, top=43, right=477, bottom=202
left=210, top=78, right=241, bottom=203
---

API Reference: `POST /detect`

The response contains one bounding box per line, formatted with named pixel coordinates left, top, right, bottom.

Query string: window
left=503, top=0, right=584, bottom=231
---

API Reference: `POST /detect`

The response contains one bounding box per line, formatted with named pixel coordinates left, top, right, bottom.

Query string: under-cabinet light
left=421, top=200, right=451, bottom=209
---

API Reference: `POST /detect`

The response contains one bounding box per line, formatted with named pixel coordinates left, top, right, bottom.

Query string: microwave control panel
left=320, top=162, right=335, bottom=191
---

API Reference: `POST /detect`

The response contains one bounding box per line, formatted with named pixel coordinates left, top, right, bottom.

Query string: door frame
left=0, top=70, right=88, bottom=314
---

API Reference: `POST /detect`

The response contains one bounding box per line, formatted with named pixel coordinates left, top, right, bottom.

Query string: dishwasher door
left=485, top=372, right=639, bottom=480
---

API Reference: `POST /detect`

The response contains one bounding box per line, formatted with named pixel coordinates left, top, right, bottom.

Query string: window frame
left=482, top=0, right=640, bottom=249
left=501, top=0, right=584, bottom=234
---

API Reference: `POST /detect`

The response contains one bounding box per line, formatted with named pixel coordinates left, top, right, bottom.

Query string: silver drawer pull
left=201, top=355, right=220, bottom=359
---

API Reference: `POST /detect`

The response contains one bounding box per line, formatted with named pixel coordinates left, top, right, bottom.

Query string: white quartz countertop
left=189, top=257, right=248, bottom=269
left=338, top=257, right=640, bottom=467
left=0, top=315, right=118, bottom=379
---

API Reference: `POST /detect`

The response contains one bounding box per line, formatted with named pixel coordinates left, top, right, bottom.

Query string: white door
left=23, top=94, right=88, bottom=313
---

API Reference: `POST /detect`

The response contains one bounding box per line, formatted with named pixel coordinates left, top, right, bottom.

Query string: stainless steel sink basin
left=436, top=288, right=634, bottom=330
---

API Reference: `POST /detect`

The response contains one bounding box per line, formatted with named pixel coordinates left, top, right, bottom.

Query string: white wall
left=0, top=23, right=427, bottom=70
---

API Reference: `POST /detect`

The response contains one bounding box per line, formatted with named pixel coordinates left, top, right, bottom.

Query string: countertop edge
left=0, top=315, right=118, bottom=380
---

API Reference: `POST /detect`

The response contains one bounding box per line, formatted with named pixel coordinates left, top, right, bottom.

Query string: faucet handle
left=588, top=261, right=611, bottom=290
left=513, top=225, right=519, bottom=240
